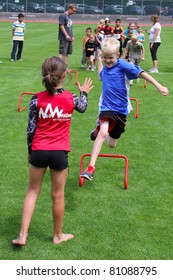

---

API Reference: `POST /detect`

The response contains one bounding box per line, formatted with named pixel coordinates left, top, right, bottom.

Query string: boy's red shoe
left=80, top=165, right=95, bottom=181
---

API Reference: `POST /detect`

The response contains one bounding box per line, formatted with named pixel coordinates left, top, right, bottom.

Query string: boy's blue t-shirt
left=100, top=59, right=143, bottom=115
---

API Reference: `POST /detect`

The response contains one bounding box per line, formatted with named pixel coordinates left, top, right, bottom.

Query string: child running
left=111, top=18, right=124, bottom=57
left=124, top=34, right=145, bottom=65
left=85, top=33, right=97, bottom=72
left=80, top=37, right=168, bottom=181
left=81, top=27, right=92, bottom=69
left=12, top=56, right=93, bottom=245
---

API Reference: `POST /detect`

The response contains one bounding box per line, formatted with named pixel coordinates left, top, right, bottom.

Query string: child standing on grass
left=11, top=13, right=26, bottom=62
left=12, top=56, right=93, bottom=245
left=111, top=18, right=124, bottom=57
left=80, top=37, right=168, bottom=181
left=137, top=25, right=145, bottom=44
left=101, top=18, right=113, bottom=38
left=85, top=33, right=97, bottom=72
left=81, top=27, right=92, bottom=69
left=123, top=22, right=138, bottom=50
left=97, top=18, right=105, bottom=29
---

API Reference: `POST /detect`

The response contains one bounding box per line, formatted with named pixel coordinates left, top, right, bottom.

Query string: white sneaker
left=150, top=69, right=159, bottom=73
left=17, top=59, right=23, bottom=62
left=11, top=59, right=14, bottom=62
left=0, top=60, right=3, bottom=64
left=86, top=67, right=90, bottom=71
left=81, top=65, right=84, bottom=69
left=91, top=68, right=95, bottom=72
left=149, top=68, right=154, bottom=72
left=129, top=80, right=133, bottom=85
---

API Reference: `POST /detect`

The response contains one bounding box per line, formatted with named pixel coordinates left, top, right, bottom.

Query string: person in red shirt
left=12, top=56, right=93, bottom=246
left=101, top=18, right=113, bottom=38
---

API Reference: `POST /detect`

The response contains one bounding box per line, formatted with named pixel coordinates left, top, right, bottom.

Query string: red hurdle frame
left=69, top=69, right=79, bottom=85
left=18, top=92, right=35, bottom=112
left=79, top=153, right=128, bottom=189
left=18, top=71, right=78, bottom=112
left=130, top=97, right=139, bottom=118
left=143, top=79, right=147, bottom=88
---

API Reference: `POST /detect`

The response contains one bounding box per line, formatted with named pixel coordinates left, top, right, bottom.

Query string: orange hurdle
left=18, top=92, right=35, bottom=112
left=69, top=70, right=79, bottom=85
left=143, top=79, right=147, bottom=88
left=79, top=153, right=128, bottom=189
left=18, top=71, right=78, bottom=112
left=130, top=97, right=139, bottom=118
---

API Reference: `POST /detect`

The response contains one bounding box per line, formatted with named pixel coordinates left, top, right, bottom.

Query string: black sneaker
left=80, top=166, right=95, bottom=181
left=90, top=126, right=100, bottom=141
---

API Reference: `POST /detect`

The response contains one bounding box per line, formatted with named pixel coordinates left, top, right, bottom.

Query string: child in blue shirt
left=80, top=37, right=169, bottom=181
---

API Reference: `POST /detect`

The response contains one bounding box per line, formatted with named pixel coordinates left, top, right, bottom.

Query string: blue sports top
left=100, top=59, right=143, bottom=116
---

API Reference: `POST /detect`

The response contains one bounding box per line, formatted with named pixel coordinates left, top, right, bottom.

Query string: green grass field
left=0, top=21, right=173, bottom=260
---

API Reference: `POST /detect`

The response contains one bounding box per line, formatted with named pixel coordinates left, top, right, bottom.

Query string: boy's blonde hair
left=99, top=19, right=105, bottom=25
left=131, top=34, right=138, bottom=42
left=101, top=37, right=120, bottom=55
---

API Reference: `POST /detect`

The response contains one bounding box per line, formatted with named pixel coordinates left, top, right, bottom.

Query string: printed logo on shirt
left=67, top=19, right=72, bottom=28
left=39, top=103, right=72, bottom=120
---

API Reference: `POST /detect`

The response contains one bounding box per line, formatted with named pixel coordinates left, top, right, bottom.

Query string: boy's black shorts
left=99, top=111, right=127, bottom=139
left=29, top=150, right=68, bottom=170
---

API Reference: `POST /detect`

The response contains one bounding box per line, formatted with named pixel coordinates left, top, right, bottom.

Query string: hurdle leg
left=18, top=92, right=35, bottom=112
left=130, top=97, right=139, bottom=118
left=79, top=153, right=128, bottom=189
left=69, top=70, right=79, bottom=85
left=143, top=79, right=147, bottom=88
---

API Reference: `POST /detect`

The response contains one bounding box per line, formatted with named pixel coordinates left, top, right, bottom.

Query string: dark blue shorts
left=30, top=150, right=68, bottom=170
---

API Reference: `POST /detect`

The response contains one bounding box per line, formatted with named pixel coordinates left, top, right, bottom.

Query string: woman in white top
left=145, top=15, right=161, bottom=73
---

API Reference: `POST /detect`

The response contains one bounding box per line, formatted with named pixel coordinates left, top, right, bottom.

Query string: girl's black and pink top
left=27, top=88, right=88, bottom=154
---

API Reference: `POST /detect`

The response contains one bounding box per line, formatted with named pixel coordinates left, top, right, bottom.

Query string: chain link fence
left=0, top=0, right=173, bottom=16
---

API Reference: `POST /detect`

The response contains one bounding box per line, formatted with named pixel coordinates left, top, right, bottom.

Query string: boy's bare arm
left=97, top=52, right=103, bottom=79
left=139, top=72, right=169, bottom=96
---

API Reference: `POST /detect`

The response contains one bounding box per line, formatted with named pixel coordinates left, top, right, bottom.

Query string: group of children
left=11, top=15, right=169, bottom=246
left=81, top=18, right=146, bottom=71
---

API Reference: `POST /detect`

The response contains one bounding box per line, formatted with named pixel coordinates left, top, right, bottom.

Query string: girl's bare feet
left=53, top=233, right=74, bottom=245
left=12, top=236, right=26, bottom=246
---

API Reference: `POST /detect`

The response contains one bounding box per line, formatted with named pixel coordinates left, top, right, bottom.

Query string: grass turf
left=0, top=22, right=173, bottom=260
